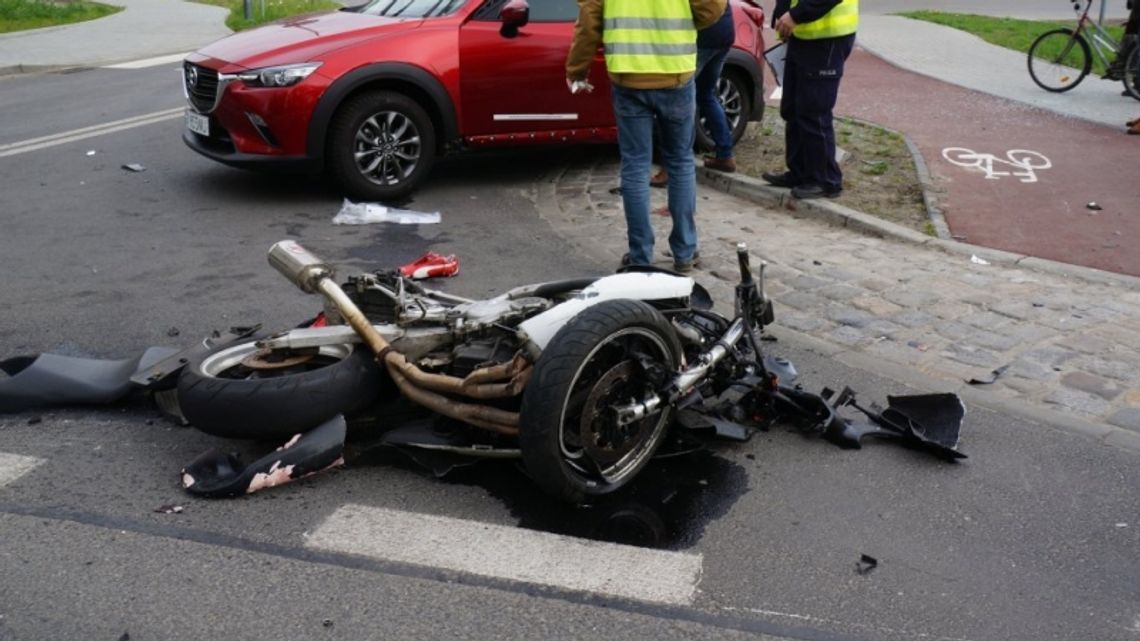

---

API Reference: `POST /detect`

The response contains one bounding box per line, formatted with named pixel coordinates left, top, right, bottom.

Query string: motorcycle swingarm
left=257, top=324, right=453, bottom=361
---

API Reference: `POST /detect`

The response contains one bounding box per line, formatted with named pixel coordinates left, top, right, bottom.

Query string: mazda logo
left=185, top=65, right=198, bottom=90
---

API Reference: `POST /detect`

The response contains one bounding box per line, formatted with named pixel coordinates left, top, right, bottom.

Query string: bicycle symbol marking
left=941, top=147, right=1052, bottom=183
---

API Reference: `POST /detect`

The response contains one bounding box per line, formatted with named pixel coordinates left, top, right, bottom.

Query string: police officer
left=762, top=0, right=858, bottom=199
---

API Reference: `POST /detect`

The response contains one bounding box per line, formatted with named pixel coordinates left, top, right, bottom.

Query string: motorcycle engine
left=449, top=336, right=519, bottom=379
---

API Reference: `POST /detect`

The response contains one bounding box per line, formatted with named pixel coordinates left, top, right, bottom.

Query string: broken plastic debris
left=970, top=255, right=991, bottom=265
left=332, top=199, right=440, bottom=225
left=121, top=163, right=146, bottom=172
left=1086, top=202, right=1102, bottom=211
left=399, top=252, right=459, bottom=279
left=855, top=554, right=878, bottom=575
left=153, top=504, right=184, bottom=514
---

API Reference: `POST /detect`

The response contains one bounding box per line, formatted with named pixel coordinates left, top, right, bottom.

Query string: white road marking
left=0, top=452, right=45, bottom=488
left=0, top=108, right=184, bottom=158
left=104, top=53, right=190, bottom=70
left=306, top=504, right=704, bottom=606
left=941, top=147, right=1052, bottom=183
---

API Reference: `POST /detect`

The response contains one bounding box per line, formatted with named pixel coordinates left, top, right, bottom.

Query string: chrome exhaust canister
left=268, top=240, right=335, bottom=293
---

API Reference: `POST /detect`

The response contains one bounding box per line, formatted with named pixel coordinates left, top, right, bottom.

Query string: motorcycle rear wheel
left=177, top=339, right=387, bottom=440
left=519, top=299, right=681, bottom=504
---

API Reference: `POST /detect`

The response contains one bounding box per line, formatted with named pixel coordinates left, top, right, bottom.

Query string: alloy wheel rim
left=353, top=111, right=422, bottom=186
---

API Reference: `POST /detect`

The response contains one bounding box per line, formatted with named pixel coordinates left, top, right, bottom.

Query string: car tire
left=696, top=68, right=752, bottom=152
left=326, top=90, right=437, bottom=202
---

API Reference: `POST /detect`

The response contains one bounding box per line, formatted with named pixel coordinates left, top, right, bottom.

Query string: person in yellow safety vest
left=566, top=0, right=726, bottom=272
left=761, top=0, right=858, bottom=199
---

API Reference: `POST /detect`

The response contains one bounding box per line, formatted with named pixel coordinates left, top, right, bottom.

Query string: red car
left=182, top=0, right=766, bottom=201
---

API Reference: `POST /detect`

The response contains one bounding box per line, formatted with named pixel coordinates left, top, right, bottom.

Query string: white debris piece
left=332, top=199, right=440, bottom=225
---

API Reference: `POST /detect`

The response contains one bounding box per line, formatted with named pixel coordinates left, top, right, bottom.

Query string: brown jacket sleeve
left=566, top=0, right=604, bottom=81
left=691, top=0, right=727, bottom=31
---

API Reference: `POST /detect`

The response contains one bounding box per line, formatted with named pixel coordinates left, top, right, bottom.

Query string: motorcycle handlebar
left=736, top=242, right=754, bottom=285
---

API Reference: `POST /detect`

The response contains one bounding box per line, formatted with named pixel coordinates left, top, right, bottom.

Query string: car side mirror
left=499, top=0, right=529, bottom=38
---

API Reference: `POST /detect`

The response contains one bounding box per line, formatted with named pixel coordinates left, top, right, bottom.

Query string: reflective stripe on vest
left=791, top=0, right=858, bottom=39
left=603, top=0, right=697, bottom=74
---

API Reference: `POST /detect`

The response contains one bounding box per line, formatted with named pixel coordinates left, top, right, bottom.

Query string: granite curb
left=697, top=167, right=1140, bottom=291
left=0, top=64, right=83, bottom=78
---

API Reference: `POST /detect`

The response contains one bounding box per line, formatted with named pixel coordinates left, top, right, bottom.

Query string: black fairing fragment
left=0, top=347, right=178, bottom=413
left=181, top=415, right=347, bottom=497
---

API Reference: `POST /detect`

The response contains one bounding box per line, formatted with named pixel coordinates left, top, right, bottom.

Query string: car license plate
left=185, top=110, right=210, bottom=136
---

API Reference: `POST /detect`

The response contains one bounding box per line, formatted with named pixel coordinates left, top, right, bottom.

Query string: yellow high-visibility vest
left=791, top=0, right=858, bottom=39
left=602, top=0, right=697, bottom=74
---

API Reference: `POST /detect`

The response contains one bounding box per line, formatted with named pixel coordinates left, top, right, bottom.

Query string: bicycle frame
left=1073, top=0, right=1121, bottom=68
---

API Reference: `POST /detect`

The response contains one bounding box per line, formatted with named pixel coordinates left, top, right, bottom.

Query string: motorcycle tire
left=177, top=338, right=388, bottom=440
left=519, top=299, right=681, bottom=504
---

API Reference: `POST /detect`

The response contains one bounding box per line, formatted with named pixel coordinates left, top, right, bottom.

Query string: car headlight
left=237, top=63, right=322, bottom=88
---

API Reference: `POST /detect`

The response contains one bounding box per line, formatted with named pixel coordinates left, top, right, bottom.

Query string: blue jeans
left=611, top=80, right=698, bottom=266
left=696, top=46, right=733, bottom=160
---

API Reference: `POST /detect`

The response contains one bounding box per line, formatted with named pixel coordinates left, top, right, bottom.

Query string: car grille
left=184, top=62, right=219, bottom=113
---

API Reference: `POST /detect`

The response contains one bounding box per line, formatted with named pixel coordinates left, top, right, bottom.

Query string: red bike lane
left=835, top=49, right=1140, bottom=277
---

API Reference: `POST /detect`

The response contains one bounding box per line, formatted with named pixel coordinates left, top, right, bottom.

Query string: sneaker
left=761, top=170, right=800, bottom=188
left=650, top=169, right=668, bottom=188
left=399, top=252, right=459, bottom=279
left=703, top=156, right=737, bottom=173
left=791, top=184, right=842, bottom=199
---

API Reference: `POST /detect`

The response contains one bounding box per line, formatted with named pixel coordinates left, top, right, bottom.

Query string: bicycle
left=1126, top=42, right=1140, bottom=99
left=1026, top=0, right=1137, bottom=98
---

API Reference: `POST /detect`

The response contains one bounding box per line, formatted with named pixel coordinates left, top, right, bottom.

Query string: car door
left=457, top=0, right=613, bottom=140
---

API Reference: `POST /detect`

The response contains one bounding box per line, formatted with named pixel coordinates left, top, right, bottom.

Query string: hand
left=775, top=13, right=797, bottom=39
left=566, top=77, right=595, bottom=94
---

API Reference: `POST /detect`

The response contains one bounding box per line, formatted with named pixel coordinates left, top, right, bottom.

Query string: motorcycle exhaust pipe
left=269, top=240, right=336, bottom=294
left=267, top=241, right=521, bottom=434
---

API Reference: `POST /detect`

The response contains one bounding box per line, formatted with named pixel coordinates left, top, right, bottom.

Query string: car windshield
left=350, top=0, right=469, bottom=18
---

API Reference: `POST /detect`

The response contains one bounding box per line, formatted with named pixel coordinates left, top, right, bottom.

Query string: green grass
left=193, top=0, right=341, bottom=31
left=898, top=10, right=1126, bottom=75
left=0, top=0, right=122, bottom=34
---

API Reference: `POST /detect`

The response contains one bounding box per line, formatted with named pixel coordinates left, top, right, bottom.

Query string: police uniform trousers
left=780, top=33, right=856, bottom=192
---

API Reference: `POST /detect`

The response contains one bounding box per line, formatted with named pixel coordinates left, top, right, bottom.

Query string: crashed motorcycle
left=167, top=241, right=966, bottom=503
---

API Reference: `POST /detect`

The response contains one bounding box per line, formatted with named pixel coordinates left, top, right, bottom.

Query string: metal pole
left=243, top=0, right=252, bottom=20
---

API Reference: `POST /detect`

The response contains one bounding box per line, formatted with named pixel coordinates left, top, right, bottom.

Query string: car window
left=352, top=0, right=468, bottom=18
left=472, top=0, right=578, bottom=22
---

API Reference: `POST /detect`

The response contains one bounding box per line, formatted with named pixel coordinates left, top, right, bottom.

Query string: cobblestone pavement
left=529, top=152, right=1140, bottom=450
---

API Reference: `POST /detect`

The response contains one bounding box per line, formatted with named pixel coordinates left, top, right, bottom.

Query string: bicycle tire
left=1124, top=45, right=1140, bottom=101
left=1027, top=28, right=1092, bottom=93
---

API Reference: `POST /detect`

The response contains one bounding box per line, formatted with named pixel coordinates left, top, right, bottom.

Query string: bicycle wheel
left=1027, top=28, right=1092, bottom=92
left=1124, top=45, right=1140, bottom=101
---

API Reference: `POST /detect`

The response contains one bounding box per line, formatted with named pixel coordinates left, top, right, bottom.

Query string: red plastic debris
left=399, top=252, right=459, bottom=279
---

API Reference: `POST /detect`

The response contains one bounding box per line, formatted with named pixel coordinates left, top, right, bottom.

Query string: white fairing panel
left=517, top=272, right=694, bottom=351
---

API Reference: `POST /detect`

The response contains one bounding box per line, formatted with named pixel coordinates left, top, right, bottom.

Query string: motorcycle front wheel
left=519, top=299, right=681, bottom=504
left=177, top=338, right=387, bottom=440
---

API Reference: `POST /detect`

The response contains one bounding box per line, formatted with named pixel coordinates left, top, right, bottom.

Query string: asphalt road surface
left=1, top=63, right=1138, bottom=641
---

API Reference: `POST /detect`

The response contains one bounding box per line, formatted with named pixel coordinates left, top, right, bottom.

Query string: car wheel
left=326, top=90, right=437, bottom=202
left=695, top=69, right=751, bottom=151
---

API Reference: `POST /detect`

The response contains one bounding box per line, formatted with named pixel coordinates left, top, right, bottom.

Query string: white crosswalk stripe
left=307, top=504, right=704, bottom=606
left=0, top=452, right=45, bottom=488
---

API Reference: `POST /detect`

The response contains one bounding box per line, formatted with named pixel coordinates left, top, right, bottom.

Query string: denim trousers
left=611, top=79, right=698, bottom=266
left=696, top=46, right=734, bottom=160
